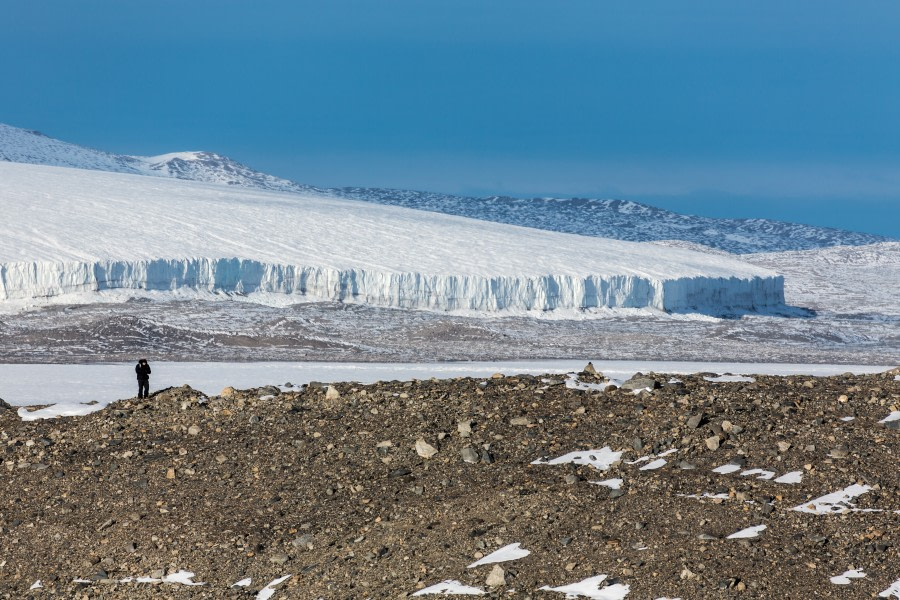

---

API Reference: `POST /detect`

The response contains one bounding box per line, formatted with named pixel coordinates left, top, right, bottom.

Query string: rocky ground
left=0, top=368, right=898, bottom=599
left=1, top=299, right=897, bottom=365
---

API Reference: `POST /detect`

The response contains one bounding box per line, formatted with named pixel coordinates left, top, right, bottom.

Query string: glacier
left=0, top=162, right=784, bottom=315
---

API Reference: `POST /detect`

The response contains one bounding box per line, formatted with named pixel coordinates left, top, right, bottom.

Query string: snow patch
left=256, top=575, right=292, bottom=600
left=879, top=577, right=900, bottom=598
left=539, top=575, right=630, bottom=599
left=232, top=577, right=252, bottom=587
left=467, top=543, right=530, bottom=568
left=879, top=411, right=900, bottom=424
left=726, top=525, right=766, bottom=539
left=793, top=484, right=871, bottom=514
left=740, top=468, right=776, bottom=480
left=532, top=447, right=623, bottom=471
left=773, top=471, right=804, bottom=484
left=712, top=463, right=742, bottom=474
left=413, top=580, right=487, bottom=596
left=704, top=375, right=755, bottom=382
left=640, top=458, right=668, bottom=471
left=830, top=569, right=866, bottom=585
left=590, top=478, right=623, bottom=490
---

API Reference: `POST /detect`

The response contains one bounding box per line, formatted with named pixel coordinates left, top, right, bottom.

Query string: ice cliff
left=0, top=162, right=785, bottom=314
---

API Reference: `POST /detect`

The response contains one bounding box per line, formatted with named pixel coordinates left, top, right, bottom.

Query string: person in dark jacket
left=135, top=359, right=151, bottom=399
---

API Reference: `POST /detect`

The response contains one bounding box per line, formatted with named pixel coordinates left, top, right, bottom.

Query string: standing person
left=135, top=359, right=151, bottom=399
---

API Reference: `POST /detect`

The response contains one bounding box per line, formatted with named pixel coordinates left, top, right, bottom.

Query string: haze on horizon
left=1, top=0, right=898, bottom=238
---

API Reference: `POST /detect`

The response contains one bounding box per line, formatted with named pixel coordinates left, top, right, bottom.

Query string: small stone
left=491, top=373, right=504, bottom=379
left=481, top=451, right=494, bottom=464
left=187, top=425, right=200, bottom=436
left=486, top=565, right=505, bottom=587
left=687, top=414, right=704, bottom=429
left=457, top=420, right=473, bottom=437
left=460, top=447, right=479, bottom=463
left=415, top=439, right=438, bottom=459
left=830, top=445, right=849, bottom=458
left=509, top=416, right=532, bottom=426
left=270, top=553, right=290, bottom=565
left=292, top=534, right=314, bottom=549
left=564, top=474, right=578, bottom=485
left=165, top=467, right=176, bottom=479
left=678, top=460, right=697, bottom=470
left=721, top=420, right=734, bottom=433
left=325, top=386, right=341, bottom=400
left=838, top=394, right=849, bottom=403
left=220, top=386, right=236, bottom=398
left=215, top=454, right=227, bottom=464
left=705, top=435, right=721, bottom=450
left=777, top=441, right=791, bottom=452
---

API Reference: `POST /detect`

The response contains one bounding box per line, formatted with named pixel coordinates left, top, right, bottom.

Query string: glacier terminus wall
left=0, top=162, right=785, bottom=315
left=0, top=258, right=784, bottom=313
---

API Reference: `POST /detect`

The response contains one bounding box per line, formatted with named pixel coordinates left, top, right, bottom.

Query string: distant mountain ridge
left=1, top=123, right=892, bottom=254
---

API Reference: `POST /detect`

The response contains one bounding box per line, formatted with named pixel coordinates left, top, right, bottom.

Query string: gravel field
left=1, top=367, right=898, bottom=599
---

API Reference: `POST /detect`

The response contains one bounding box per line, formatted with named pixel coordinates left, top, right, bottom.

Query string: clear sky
left=2, top=1, right=899, bottom=237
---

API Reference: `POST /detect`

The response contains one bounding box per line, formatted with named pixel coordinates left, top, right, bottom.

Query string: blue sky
left=2, top=1, right=899, bottom=237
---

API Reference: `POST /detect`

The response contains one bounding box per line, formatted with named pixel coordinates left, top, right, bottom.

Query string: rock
left=830, top=445, right=849, bottom=458
left=325, top=386, right=341, bottom=400
left=678, top=461, right=697, bottom=470
left=292, top=534, right=314, bottom=549
left=509, top=416, right=533, bottom=426
left=165, top=467, right=176, bottom=479
left=457, top=420, right=473, bottom=437
left=620, top=375, right=660, bottom=391
left=415, top=439, right=438, bottom=459
left=220, top=386, right=236, bottom=398
left=777, top=441, right=791, bottom=452
left=259, top=385, right=281, bottom=397
left=491, top=373, right=504, bottom=379
left=460, top=447, right=479, bottom=463
left=270, top=552, right=290, bottom=565
left=481, top=450, right=494, bottom=464
left=687, top=414, right=704, bottom=429
left=486, top=565, right=506, bottom=587
left=564, top=474, right=579, bottom=485
left=187, top=425, right=200, bottom=436
left=705, top=435, right=721, bottom=450
left=838, top=394, right=849, bottom=403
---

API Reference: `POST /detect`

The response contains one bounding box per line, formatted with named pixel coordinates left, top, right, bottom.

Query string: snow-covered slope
left=0, top=162, right=783, bottom=314
left=0, top=123, right=316, bottom=194
left=333, top=189, right=892, bottom=254
left=1, top=124, right=890, bottom=254
left=745, top=242, right=900, bottom=316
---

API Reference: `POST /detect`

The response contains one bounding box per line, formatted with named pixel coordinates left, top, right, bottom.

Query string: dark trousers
left=138, top=378, right=149, bottom=399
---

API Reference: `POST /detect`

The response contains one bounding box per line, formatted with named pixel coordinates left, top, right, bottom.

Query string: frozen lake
left=0, top=360, right=891, bottom=420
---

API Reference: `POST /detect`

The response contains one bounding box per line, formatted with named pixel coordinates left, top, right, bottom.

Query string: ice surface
left=467, top=543, right=530, bottom=568
left=830, top=569, right=866, bottom=585
left=793, top=484, right=872, bottom=514
left=539, top=575, right=630, bottom=599
left=532, top=447, right=623, bottom=471
left=256, top=575, right=292, bottom=600
left=0, top=162, right=784, bottom=314
left=726, top=525, right=766, bottom=539
left=412, top=580, right=487, bottom=596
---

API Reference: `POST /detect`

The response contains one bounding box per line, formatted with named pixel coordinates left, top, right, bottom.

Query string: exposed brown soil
left=0, top=368, right=898, bottom=599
